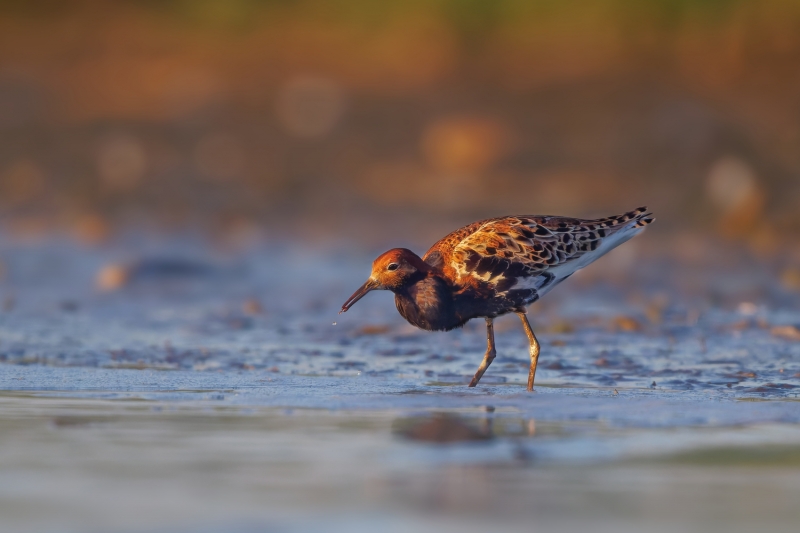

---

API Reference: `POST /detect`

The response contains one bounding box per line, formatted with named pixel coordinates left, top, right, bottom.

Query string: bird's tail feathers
left=591, top=206, right=655, bottom=230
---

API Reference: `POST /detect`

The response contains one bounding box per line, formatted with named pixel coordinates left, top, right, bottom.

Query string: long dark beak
left=340, top=278, right=379, bottom=313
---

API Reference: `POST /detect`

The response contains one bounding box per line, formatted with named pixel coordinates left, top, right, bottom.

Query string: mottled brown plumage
left=341, top=207, right=654, bottom=390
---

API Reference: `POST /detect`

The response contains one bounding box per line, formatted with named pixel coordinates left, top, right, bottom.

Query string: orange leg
left=517, top=312, right=541, bottom=391
left=469, top=318, right=496, bottom=387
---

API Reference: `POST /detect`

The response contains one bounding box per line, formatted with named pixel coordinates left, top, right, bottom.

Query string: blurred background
left=1, top=0, right=799, bottom=252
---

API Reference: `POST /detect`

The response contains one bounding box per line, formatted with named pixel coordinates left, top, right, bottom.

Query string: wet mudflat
left=1, top=238, right=800, bottom=532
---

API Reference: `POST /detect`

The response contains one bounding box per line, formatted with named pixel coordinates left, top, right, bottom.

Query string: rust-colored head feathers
left=371, top=248, right=430, bottom=289
left=340, top=248, right=430, bottom=313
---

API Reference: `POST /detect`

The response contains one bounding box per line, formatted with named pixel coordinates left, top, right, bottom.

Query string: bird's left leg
left=517, top=311, right=541, bottom=391
left=469, top=318, right=496, bottom=387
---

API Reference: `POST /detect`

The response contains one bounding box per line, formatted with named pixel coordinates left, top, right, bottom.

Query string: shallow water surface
left=2, top=379, right=800, bottom=533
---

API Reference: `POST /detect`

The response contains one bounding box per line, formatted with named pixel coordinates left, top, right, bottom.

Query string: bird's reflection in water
left=394, top=412, right=493, bottom=443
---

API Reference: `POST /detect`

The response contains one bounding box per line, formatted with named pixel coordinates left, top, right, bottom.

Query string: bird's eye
left=387, top=263, right=399, bottom=271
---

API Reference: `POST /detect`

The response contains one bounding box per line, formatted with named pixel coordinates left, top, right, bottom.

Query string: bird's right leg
left=469, top=318, right=496, bottom=387
left=517, top=311, right=541, bottom=392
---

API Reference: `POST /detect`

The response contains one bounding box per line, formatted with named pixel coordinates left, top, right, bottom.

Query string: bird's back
left=422, top=207, right=653, bottom=316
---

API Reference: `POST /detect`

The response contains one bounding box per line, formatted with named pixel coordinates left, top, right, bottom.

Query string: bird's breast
left=394, top=276, right=463, bottom=331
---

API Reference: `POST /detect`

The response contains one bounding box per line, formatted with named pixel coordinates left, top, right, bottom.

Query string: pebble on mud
left=546, top=320, right=575, bottom=334
left=726, top=371, right=757, bottom=379
left=96, top=264, right=130, bottom=291
left=242, top=299, right=264, bottom=315
left=356, top=324, right=392, bottom=336
left=96, top=258, right=214, bottom=291
left=771, top=325, right=800, bottom=341
left=612, top=316, right=642, bottom=332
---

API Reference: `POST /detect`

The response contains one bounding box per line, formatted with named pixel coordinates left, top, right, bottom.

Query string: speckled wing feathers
left=423, top=207, right=653, bottom=312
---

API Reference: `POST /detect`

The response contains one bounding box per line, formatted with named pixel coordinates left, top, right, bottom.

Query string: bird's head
left=340, top=248, right=428, bottom=313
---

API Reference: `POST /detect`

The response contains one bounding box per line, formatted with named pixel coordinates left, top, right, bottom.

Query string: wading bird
left=340, top=207, right=653, bottom=391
